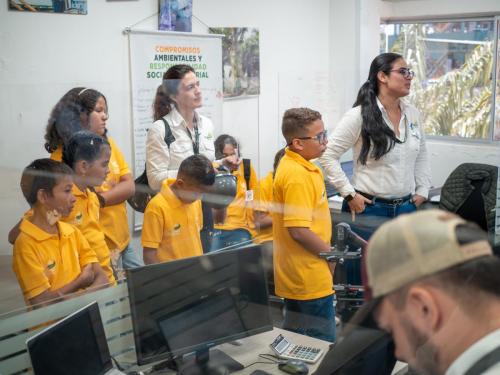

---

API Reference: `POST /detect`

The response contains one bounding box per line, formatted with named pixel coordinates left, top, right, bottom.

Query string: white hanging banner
left=127, top=29, right=223, bottom=229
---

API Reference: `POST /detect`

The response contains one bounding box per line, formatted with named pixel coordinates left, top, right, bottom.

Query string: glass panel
left=495, top=18, right=500, bottom=140
left=381, top=20, right=495, bottom=139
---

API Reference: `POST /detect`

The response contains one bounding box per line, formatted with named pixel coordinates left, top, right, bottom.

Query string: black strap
left=463, top=345, right=500, bottom=375
left=160, top=118, right=176, bottom=149
left=183, top=116, right=200, bottom=155
left=243, top=158, right=251, bottom=190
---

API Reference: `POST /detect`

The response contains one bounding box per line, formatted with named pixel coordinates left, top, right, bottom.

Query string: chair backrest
left=439, top=163, right=498, bottom=233
left=0, top=282, right=135, bottom=375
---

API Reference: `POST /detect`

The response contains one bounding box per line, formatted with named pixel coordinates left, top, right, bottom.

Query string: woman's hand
left=348, top=194, right=372, bottom=222
left=412, top=194, right=427, bottom=207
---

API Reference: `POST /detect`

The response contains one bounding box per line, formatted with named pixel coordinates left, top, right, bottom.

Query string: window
left=381, top=18, right=500, bottom=141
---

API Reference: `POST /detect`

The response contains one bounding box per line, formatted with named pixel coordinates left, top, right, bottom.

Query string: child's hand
left=221, top=155, right=241, bottom=171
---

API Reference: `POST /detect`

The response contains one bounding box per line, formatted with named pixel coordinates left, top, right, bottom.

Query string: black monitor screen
left=27, top=302, right=112, bottom=375
left=126, top=245, right=272, bottom=365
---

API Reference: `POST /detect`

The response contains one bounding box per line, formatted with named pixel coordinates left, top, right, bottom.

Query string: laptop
left=26, top=301, right=126, bottom=375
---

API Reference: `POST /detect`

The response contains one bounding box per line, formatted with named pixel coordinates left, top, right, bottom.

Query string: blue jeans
left=283, top=294, right=336, bottom=343
left=119, top=243, right=144, bottom=269
left=342, top=198, right=417, bottom=240
left=210, top=229, right=252, bottom=252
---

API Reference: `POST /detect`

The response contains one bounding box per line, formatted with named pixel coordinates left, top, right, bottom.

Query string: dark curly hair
left=44, top=87, right=107, bottom=153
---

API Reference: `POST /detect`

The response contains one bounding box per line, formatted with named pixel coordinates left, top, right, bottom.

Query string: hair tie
left=78, top=88, right=89, bottom=96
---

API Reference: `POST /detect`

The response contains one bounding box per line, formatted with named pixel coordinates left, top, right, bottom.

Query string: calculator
left=269, top=334, right=324, bottom=364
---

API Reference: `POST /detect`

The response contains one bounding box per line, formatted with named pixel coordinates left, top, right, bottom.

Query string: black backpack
left=127, top=119, right=175, bottom=212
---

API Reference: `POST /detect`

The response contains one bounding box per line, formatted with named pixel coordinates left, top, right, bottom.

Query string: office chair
left=439, top=163, right=498, bottom=233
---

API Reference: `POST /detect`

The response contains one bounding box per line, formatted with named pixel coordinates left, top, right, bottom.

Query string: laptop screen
left=27, top=301, right=113, bottom=375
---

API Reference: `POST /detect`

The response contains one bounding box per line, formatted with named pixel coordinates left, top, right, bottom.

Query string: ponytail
left=354, top=53, right=403, bottom=165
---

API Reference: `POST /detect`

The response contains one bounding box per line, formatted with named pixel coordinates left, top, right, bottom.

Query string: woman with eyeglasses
left=319, top=52, right=431, bottom=239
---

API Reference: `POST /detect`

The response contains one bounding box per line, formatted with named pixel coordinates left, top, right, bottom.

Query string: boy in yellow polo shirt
left=273, top=107, right=335, bottom=342
left=13, top=159, right=109, bottom=306
left=142, top=155, right=216, bottom=264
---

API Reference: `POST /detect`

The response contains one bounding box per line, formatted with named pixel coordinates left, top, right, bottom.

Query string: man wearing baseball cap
left=350, top=209, right=500, bottom=375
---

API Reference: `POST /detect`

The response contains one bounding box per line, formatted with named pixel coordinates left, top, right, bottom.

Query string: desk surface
left=143, top=327, right=408, bottom=375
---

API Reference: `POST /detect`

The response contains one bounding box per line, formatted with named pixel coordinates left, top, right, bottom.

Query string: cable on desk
left=243, top=354, right=282, bottom=369
left=111, top=355, right=126, bottom=371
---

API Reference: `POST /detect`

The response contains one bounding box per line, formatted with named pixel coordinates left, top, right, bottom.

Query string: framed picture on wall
left=210, top=27, right=260, bottom=98
left=8, top=0, right=87, bottom=14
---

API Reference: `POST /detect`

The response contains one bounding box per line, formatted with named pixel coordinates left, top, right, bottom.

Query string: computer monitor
left=324, top=160, right=354, bottom=198
left=313, top=321, right=396, bottom=375
left=126, top=245, right=272, bottom=375
left=26, top=301, right=119, bottom=375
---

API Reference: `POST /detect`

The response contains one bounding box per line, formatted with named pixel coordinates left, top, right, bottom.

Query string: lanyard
left=185, top=117, right=200, bottom=155
left=463, top=345, right=500, bottom=375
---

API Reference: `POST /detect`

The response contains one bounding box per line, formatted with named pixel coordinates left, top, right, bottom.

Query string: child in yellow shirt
left=45, top=87, right=140, bottom=274
left=211, top=134, right=257, bottom=251
left=62, top=131, right=116, bottom=284
left=253, top=148, right=285, bottom=291
left=13, top=159, right=108, bottom=306
left=142, top=155, right=216, bottom=264
left=272, top=108, right=335, bottom=342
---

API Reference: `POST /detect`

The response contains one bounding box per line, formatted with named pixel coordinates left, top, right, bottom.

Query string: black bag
left=127, top=118, right=175, bottom=213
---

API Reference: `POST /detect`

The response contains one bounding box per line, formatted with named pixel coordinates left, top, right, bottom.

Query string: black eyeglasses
left=389, top=67, right=415, bottom=79
left=289, top=130, right=328, bottom=145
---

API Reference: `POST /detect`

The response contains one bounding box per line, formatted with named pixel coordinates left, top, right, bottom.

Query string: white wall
left=194, top=0, right=331, bottom=175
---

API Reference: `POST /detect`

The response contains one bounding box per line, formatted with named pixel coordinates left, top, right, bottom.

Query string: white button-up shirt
left=146, top=107, right=215, bottom=191
left=319, top=99, right=431, bottom=199
left=445, top=329, right=500, bottom=375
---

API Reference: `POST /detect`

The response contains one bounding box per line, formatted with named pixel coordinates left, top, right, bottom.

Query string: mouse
left=278, top=359, right=309, bottom=375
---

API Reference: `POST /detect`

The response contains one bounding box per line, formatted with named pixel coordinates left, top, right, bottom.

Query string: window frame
left=380, top=15, right=500, bottom=144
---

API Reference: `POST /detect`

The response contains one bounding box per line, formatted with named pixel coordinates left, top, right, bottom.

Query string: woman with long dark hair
left=320, top=53, right=431, bottom=238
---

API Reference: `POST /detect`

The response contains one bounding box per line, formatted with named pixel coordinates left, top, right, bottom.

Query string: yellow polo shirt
left=253, top=172, right=274, bottom=244
left=214, top=162, right=257, bottom=235
left=142, top=180, right=203, bottom=262
left=51, top=137, right=131, bottom=252
left=63, top=185, right=116, bottom=284
left=13, top=219, right=98, bottom=300
left=272, top=148, right=333, bottom=300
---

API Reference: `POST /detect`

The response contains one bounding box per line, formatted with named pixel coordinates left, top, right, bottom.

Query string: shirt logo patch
left=47, top=260, right=56, bottom=270
left=73, top=212, right=83, bottom=225
left=172, top=223, right=181, bottom=236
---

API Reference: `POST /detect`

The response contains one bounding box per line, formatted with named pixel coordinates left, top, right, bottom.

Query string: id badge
left=245, top=190, right=254, bottom=202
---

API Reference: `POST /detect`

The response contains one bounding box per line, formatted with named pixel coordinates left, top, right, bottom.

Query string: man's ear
left=406, top=286, right=441, bottom=334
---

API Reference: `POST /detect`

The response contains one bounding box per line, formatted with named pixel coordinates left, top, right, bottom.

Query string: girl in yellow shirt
left=211, top=134, right=257, bottom=251
left=61, top=131, right=116, bottom=284
left=44, top=87, right=140, bottom=275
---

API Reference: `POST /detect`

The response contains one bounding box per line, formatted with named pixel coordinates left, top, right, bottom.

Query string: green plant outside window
left=381, top=20, right=500, bottom=141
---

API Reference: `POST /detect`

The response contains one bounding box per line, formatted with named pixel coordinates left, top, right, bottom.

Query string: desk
left=141, top=328, right=408, bottom=375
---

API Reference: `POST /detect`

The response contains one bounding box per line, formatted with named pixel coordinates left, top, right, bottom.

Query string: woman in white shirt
left=320, top=53, right=431, bottom=238
left=146, top=64, right=216, bottom=191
